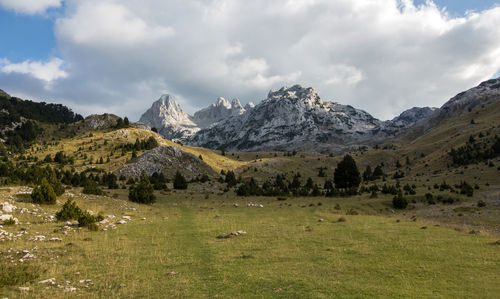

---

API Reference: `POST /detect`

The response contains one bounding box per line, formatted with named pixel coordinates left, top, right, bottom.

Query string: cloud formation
left=1, top=58, right=67, bottom=83
left=0, top=0, right=62, bottom=14
left=1, top=0, right=500, bottom=120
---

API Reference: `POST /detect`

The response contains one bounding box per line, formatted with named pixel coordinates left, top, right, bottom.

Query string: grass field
left=1, top=187, right=499, bottom=298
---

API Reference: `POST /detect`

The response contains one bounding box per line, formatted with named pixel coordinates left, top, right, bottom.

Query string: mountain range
left=138, top=78, right=500, bottom=152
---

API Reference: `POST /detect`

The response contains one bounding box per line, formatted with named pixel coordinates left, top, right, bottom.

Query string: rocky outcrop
left=85, top=113, right=120, bottom=129
left=116, top=146, right=215, bottom=180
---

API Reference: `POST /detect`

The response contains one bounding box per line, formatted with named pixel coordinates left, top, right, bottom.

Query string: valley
left=0, top=79, right=499, bottom=298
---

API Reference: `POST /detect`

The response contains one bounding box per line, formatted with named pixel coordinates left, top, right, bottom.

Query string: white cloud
left=0, top=0, right=62, bottom=14
left=56, top=1, right=175, bottom=47
left=0, top=58, right=68, bottom=82
left=2, top=0, right=500, bottom=120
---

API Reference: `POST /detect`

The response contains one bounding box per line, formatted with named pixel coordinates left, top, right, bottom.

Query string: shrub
left=78, top=211, right=97, bottom=227
left=56, top=199, right=83, bottom=221
left=425, top=193, right=436, bottom=205
left=346, top=208, right=358, bottom=215
left=82, top=179, right=104, bottom=196
left=337, top=217, right=346, bottom=222
left=477, top=200, right=487, bottom=207
left=392, top=191, right=408, bottom=209
left=129, top=173, right=156, bottom=204
left=2, top=217, right=16, bottom=225
left=31, top=178, right=57, bottom=204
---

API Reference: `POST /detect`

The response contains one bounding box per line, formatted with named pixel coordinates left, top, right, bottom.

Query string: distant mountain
left=139, top=94, right=200, bottom=140
left=139, top=94, right=249, bottom=140
left=187, top=85, right=403, bottom=151
left=192, top=97, right=246, bottom=129
left=439, top=78, right=500, bottom=118
left=138, top=78, right=500, bottom=152
left=390, top=107, right=438, bottom=128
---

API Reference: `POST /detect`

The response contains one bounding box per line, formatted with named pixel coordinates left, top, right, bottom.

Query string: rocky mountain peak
left=215, top=97, right=231, bottom=109
left=440, top=77, right=500, bottom=117
left=391, top=107, right=438, bottom=128
left=267, top=85, right=323, bottom=107
left=139, top=94, right=198, bottom=140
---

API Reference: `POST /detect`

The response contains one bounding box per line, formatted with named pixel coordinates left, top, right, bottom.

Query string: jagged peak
left=157, top=94, right=179, bottom=107
left=214, top=97, right=231, bottom=109
left=244, top=102, right=255, bottom=110
left=231, top=98, right=243, bottom=109
left=267, top=84, right=322, bottom=106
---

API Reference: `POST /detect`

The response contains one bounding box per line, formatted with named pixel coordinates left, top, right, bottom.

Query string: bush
left=392, top=191, right=408, bottom=209
left=82, top=179, right=104, bottom=196
left=477, top=200, right=487, bottom=207
left=129, top=173, right=156, bottom=204
left=173, top=171, right=188, bottom=190
left=346, top=208, right=359, bottom=215
left=56, top=199, right=83, bottom=221
left=31, top=178, right=57, bottom=204
left=78, top=211, right=97, bottom=227
left=2, top=217, right=15, bottom=225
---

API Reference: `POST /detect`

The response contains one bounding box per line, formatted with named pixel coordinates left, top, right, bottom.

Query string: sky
left=1, top=0, right=500, bottom=121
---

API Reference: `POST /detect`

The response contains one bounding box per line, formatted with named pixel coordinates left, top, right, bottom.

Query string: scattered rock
left=39, top=278, right=56, bottom=285
left=122, top=216, right=131, bottom=221
left=216, top=233, right=230, bottom=239
left=64, top=287, right=77, bottom=292
left=1, top=202, right=16, bottom=213
left=168, top=271, right=178, bottom=276
left=19, top=286, right=30, bottom=291
left=318, top=218, right=324, bottom=222
left=116, top=220, right=127, bottom=225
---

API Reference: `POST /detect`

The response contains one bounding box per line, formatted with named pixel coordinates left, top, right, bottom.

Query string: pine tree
left=129, top=173, right=156, bottom=204
left=362, top=165, right=372, bottom=181
left=225, top=170, right=237, bottom=187
left=333, top=154, right=361, bottom=193
left=173, top=171, right=188, bottom=190
left=31, top=178, right=57, bottom=204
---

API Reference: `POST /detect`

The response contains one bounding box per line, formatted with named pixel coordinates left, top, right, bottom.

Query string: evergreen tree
left=392, top=191, right=408, bottom=209
left=173, top=171, right=188, bottom=189
left=31, top=178, right=57, bottom=204
left=372, top=165, right=384, bottom=179
left=129, top=173, right=156, bottom=204
left=362, top=165, right=372, bottom=181
left=225, top=170, right=237, bottom=187
left=333, top=154, right=361, bottom=193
